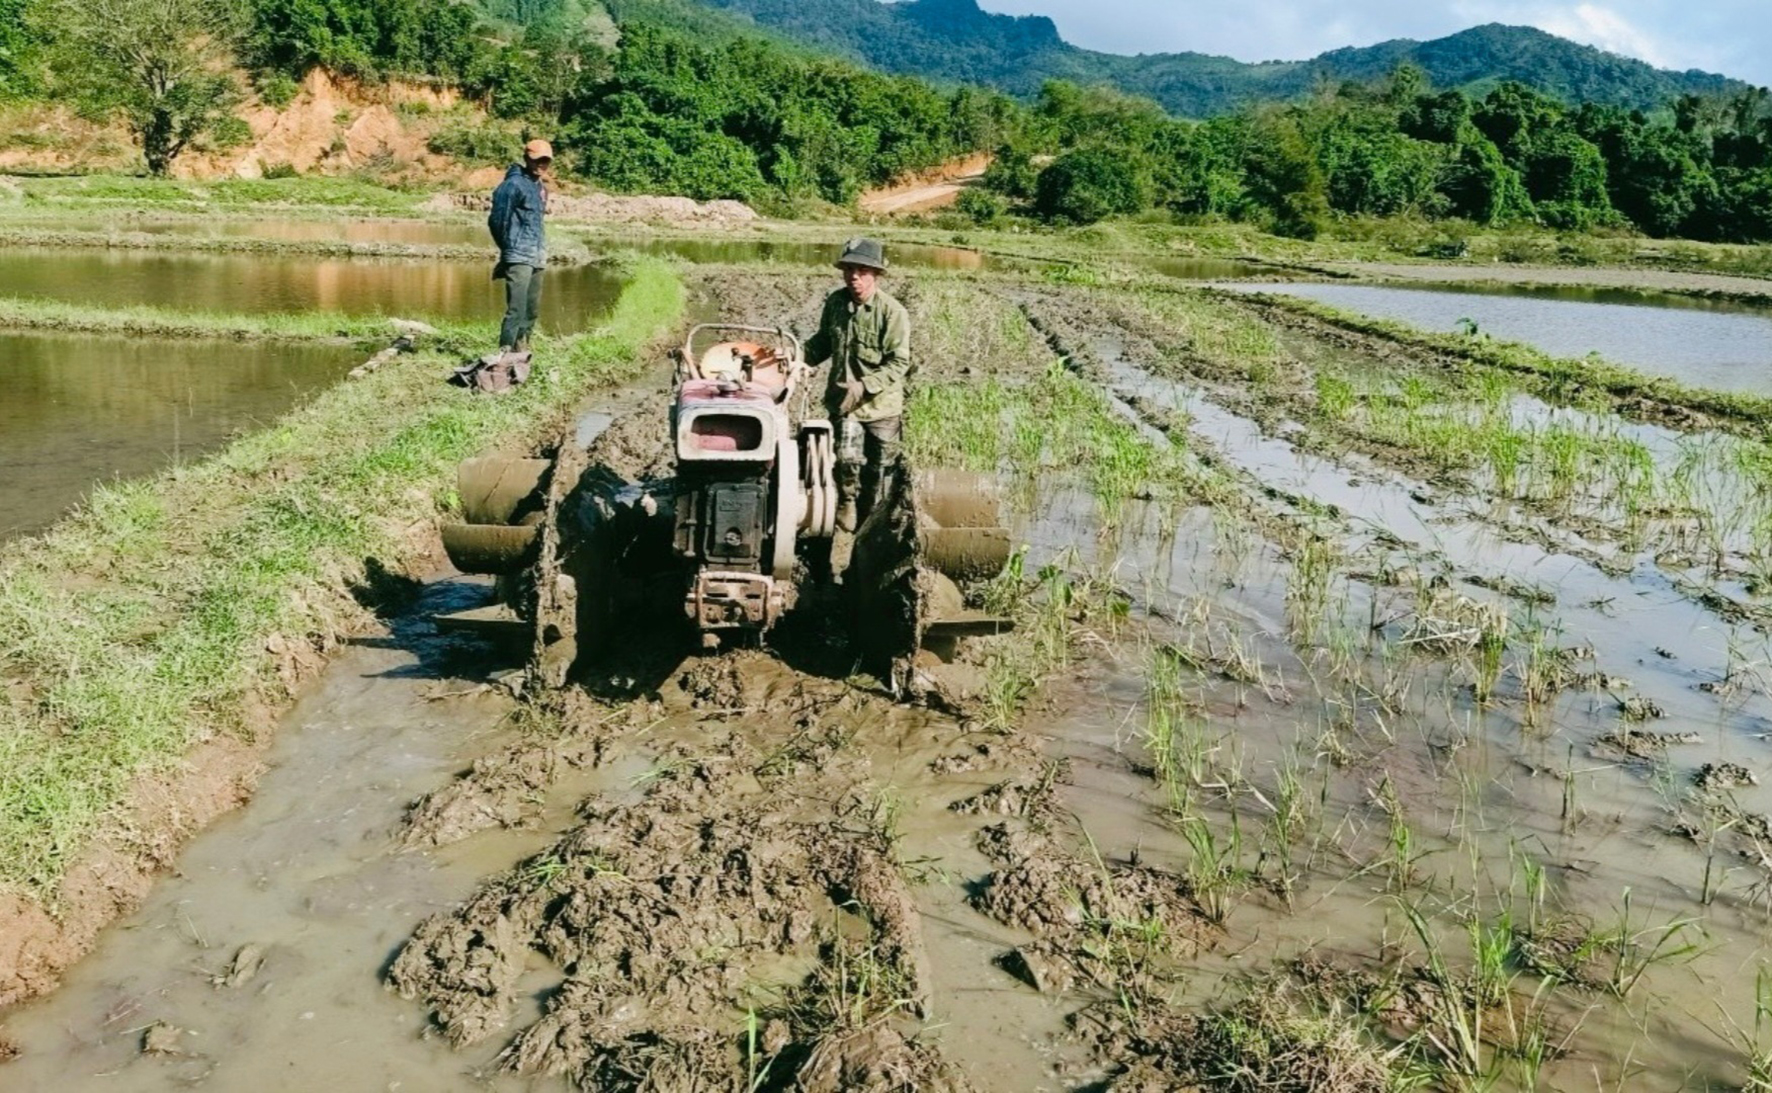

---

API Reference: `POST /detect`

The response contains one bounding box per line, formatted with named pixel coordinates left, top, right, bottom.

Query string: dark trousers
left=498, top=264, right=544, bottom=349
left=839, top=415, right=903, bottom=519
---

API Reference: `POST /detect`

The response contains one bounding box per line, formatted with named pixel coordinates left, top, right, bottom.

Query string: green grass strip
left=8, top=175, right=432, bottom=213
left=0, top=258, right=684, bottom=899
left=0, top=296, right=486, bottom=343
left=1223, top=289, right=1772, bottom=432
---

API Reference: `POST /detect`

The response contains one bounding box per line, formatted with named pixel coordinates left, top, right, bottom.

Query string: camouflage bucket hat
left=835, top=237, right=888, bottom=271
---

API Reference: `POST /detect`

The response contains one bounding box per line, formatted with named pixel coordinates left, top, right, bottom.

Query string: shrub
left=209, top=116, right=254, bottom=151
left=955, top=186, right=1007, bottom=225
left=1033, top=148, right=1147, bottom=224
left=256, top=72, right=301, bottom=110
left=427, top=122, right=521, bottom=165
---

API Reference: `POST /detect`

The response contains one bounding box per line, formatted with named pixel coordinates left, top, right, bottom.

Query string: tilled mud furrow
left=391, top=651, right=995, bottom=1091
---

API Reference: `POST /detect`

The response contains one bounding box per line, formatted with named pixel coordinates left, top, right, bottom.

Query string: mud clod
left=1696, top=762, right=1758, bottom=792
left=999, top=942, right=1077, bottom=994
left=1616, top=695, right=1666, bottom=721
left=212, top=944, right=265, bottom=989
left=947, top=761, right=1068, bottom=818
left=141, top=1021, right=186, bottom=1056
left=1075, top=981, right=1394, bottom=1093
left=392, top=721, right=951, bottom=1090
left=971, top=823, right=1208, bottom=995
left=794, top=1024, right=976, bottom=1093
left=927, top=736, right=1042, bottom=775
left=1595, top=729, right=1702, bottom=759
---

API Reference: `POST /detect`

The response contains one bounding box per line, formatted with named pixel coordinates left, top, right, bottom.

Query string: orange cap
left=524, top=139, right=554, bottom=161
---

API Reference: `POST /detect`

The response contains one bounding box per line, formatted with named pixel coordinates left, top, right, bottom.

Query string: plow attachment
left=435, top=446, right=1015, bottom=693
left=849, top=469, right=1015, bottom=695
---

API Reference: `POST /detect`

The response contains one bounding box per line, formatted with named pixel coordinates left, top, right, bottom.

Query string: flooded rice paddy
left=0, top=332, right=355, bottom=539
left=3, top=247, right=625, bottom=329
left=1136, top=255, right=1278, bottom=280
left=1238, top=281, right=1772, bottom=394
left=13, top=239, right=1772, bottom=1089
left=0, top=579, right=567, bottom=1091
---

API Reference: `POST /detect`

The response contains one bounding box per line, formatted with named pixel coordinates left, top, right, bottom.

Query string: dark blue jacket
left=489, top=165, right=547, bottom=267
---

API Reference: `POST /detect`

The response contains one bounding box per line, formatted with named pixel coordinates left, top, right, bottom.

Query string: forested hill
left=684, top=0, right=1750, bottom=116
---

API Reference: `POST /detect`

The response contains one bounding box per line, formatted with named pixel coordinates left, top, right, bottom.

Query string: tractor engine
left=434, top=321, right=1013, bottom=693
left=671, top=377, right=790, bottom=631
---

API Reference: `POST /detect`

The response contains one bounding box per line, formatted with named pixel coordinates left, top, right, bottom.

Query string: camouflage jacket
left=804, top=286, right=911, bottom=423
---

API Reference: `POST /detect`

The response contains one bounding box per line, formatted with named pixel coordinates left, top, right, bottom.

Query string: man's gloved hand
left=839, top=380, right=864, bottom=415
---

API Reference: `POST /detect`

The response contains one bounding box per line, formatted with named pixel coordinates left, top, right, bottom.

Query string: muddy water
left=0, top=332, right=355, bottom=540
left=1073, top=347, right=1772, bottom=1084
left=0, top=579, right=597, bottom=1091
left=0, top=248, right=624, bottom=331
left=1134, top=255, right=1275, bottom=280
left=1234, top=282, right=1772, bottom=393
left=1012, top=475, right=1759, bottom=1088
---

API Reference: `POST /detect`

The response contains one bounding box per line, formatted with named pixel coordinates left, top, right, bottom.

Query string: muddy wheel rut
left=15, top=265, right=1772, bottom=1091
left=383, top=270, right=1772, bottom=1091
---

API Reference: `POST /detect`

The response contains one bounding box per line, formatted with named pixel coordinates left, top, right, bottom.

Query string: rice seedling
left=744, top=1006, right=775, bottom=1092
left=1399, top=900, right=1486, bottom=1080
left=1717, top=964, right=1772, bottom=1093
left=1577, top=889, right=1703, bottom=1000
left=783, top=920, right=921, bottom=1034
left=1316, top=371, right=1356, bottom=420
left=1286, top=535, right=1338, bottom=643
left=1177, top=808, right=1252, bottom=926
left=1252, top=748, right=1316, bottom=906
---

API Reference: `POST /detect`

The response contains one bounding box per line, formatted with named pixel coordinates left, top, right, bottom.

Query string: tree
left=245, top=0, right=487, bottom=79
left=40, top=0, right=243, bottom=175
left=981, top=142, right=1037, bottom=199
left=1401, top=90, right=1472, bottom=144
left=1438, top=136, right=1532, bottom=224
left=1240, top=109, right=1329, bottom=238
left=1033, top=147, right=1147, bottom=223
left=1147, top=119, right=1244, bottom=217
left=0, top=0, right=40, bottom=99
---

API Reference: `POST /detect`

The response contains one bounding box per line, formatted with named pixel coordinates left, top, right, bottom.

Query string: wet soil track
left=14, top=260, right=1772, bottom=1089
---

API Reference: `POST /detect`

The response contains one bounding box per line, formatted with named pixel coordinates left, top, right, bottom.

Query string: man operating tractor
left=804, top=237, right=911, bottom=533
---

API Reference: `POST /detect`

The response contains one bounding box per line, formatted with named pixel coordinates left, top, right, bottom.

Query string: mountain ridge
left=684, top=0, right=1753, bottom=115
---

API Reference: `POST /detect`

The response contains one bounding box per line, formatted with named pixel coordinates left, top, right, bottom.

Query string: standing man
left=489, top=139, right=552, bottom=352
left=804, top=238, right=911, bottom=532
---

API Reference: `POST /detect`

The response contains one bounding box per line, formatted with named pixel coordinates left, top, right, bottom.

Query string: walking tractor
left=435, top=323, right=1015, bottom=694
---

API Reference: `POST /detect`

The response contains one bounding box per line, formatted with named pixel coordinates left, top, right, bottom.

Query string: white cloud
left=1546, top=4, right=1668, bottom=65
left=974, top=0, right=1769, bottom=85
left=1453, top=1, right=1671, bottom=67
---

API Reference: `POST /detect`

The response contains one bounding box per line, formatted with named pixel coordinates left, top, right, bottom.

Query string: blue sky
left=975, top=1, right=1769, bottom=87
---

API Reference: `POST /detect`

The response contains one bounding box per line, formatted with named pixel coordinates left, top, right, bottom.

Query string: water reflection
left=0, top=333, right=355, bottom=539
left=1233, top=281, right=1772, bottom=394
left=1135, top=256, right=1274, bottom=280
left=0, top=248, right=625, bottom=332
